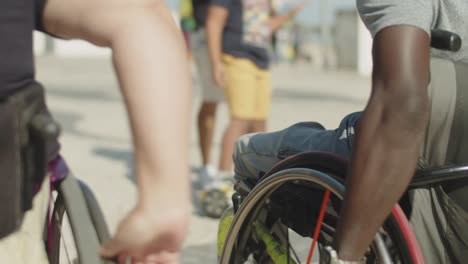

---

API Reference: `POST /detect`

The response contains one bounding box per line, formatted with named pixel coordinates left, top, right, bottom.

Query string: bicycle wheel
left=47, top=173, right=113, bottom=264
left=219, top=168, right=416, bottom=264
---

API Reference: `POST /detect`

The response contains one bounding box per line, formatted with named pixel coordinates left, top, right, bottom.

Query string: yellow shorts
left=222, top=54, right=271, bottom=120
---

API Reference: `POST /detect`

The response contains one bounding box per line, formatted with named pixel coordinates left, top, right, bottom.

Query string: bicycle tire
left=219, top=168, right=414, bottom=264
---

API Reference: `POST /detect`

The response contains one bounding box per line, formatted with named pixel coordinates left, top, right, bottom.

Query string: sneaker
left=198, top=165, right=217, bottom=188
left=215, top=170, right=235, bottom=183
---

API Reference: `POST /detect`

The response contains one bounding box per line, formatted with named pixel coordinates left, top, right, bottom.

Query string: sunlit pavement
left=36, top=55, right=370, bottom=263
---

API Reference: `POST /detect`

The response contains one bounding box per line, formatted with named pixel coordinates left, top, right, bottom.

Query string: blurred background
left=34, top=0, right=373, bottom=75
left=34, top=0, right=372, bottom=262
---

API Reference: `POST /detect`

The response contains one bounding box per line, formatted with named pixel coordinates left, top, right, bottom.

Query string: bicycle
left=217, top=30, right=464, bottom=264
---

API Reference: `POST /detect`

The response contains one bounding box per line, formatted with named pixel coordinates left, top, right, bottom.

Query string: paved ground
left=36, top=56, right=370, bottom=263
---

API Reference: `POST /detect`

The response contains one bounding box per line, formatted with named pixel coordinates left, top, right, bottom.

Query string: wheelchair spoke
left=61, top=234, right=73, bottom=264
left=220, top=168, right=416, bottom=264
left=287, top=226, right=290, bottom=264
left=284, top=227, right=302, bottom=264
left=54, top=210, right=73, bottom=264
left=274, top=218, right=302, bottom=264
left=307, top=189, right=330, bottom=264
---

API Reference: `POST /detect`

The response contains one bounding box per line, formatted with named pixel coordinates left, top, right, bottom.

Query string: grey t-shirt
left=357, top=0, right=468, bottom=63
left=358, top=2, right=468, bottom=262
left=357, top=0, right=468, bottom=167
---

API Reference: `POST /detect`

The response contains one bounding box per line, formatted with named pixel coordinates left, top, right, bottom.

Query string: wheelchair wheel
left=47, top=174, right=113, bottom=264
left=78, top=180, right=111, bottom=244
left=218, top=168, right=418, bottom=264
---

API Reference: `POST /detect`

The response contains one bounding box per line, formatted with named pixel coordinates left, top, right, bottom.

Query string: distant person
left=179, top=0, right=197, bottom=57
left=191, top=0, right=226, bottom=185
left=206, top=0, right=310, bottom=174
left=292, top=24, right=303, bottom=63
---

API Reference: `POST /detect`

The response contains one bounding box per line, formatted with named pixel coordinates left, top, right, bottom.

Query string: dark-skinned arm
left=333, top=26, right=431, bottom=260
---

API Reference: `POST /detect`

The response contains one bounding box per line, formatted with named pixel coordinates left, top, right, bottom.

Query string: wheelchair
left=218, top=151, right=468, bottom=264
left=22, top=101, right=112, bottom=263
left=45, top=155, right=113, bottom=264
left=217, top=30, right=465, bottom=264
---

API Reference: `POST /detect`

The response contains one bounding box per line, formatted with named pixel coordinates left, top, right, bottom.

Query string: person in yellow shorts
left=206, top=0, right=309, bottom=174
left=222, top=54, right=272, bottom=120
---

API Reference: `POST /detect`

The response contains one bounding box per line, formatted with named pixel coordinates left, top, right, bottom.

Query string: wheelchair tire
left=48, top=174, right=113, bottom=264
left=219, top=168, right=418, bottom=264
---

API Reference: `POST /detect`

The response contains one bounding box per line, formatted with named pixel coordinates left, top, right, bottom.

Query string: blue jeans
left=232, top=112, right=361, bottom=181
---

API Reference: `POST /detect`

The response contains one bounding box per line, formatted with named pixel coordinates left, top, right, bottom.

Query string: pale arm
left=42, top=0, right=192, bottom=261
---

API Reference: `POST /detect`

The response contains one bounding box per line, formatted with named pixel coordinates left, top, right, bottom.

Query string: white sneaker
left=216, top=170, right=234, bottom=183
left=198, top=165, right=217, bottom=188
left=201, top=171, right=234, bottom=191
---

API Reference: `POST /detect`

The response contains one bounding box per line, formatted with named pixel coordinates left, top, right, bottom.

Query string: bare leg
left=197, top=101, right=218, bottom=165
left=219, top=118, right=250, bottom=171
left=249, top=119, right=266, bottom=133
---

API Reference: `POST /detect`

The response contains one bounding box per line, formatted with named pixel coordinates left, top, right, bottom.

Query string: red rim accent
left=307, top=189, right=331, bottom=264
left=391, top=205, right=425, bottom=264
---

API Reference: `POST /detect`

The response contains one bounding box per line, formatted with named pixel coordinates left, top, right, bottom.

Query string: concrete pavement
left=36, top=56, right=370, bottom=263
